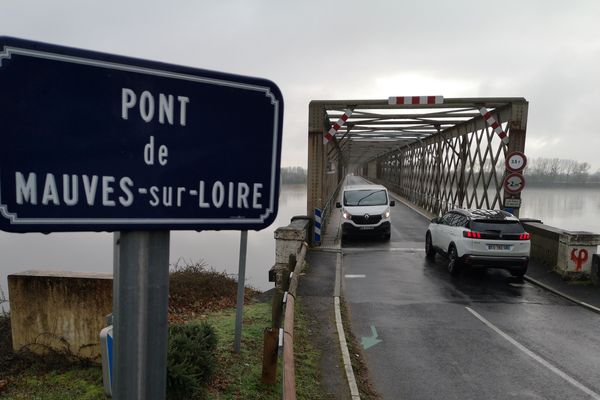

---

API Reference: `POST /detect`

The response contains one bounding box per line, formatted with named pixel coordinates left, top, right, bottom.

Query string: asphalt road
left=342, top=176, right=600, bottom=400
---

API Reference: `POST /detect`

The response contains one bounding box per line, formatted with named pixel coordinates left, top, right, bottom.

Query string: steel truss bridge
left=307, top=97, right=528, bottom=228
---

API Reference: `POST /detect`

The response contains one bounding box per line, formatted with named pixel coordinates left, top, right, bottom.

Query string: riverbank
left=0, top=264, right=328, bottom=399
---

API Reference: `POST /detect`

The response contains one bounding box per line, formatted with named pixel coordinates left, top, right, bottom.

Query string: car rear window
left=344, top=189, right=388, bottom=206
left=469, top=220, right=525, bottom=233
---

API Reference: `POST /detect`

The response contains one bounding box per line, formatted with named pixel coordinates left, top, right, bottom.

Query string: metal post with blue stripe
left=314, top=208, right=322, bottom=245
left=100, top=323, right=113, bottom=396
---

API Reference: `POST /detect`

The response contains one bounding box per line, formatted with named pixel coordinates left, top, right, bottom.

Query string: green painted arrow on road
left=361, top=325, right=382, bottom=350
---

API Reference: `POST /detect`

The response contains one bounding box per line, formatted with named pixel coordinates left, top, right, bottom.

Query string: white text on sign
left=121, top=88, right=190, bottom=126
left=14, top=172, right=264, bottom=210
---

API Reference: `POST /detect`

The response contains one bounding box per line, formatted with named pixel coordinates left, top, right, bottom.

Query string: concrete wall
left=270, top=218, right=310, bottom=289
left=8, top=270, right=112, bottom=362
left=523, top=222, right=600, bottom=278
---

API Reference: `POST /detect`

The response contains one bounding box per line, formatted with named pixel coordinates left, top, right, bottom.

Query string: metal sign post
left=234, top=230, right=248, bottom=353
left=113, top=231, right=170, bottom=399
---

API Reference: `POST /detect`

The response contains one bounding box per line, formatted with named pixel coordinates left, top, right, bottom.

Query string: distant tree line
left=524, top=157, right=600, bottom=185
left=280, top=166, right=307, bottom=184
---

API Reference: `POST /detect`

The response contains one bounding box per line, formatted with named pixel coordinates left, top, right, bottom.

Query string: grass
left=202, top=300, right=327, bottom=400
left=0, top=264, right=328, bottom=400
left=1, top=368, right=104, bottom=400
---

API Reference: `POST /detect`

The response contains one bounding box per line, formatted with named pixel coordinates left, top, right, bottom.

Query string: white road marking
left=466, top=306, right=600, bottom=400
left=345, top=274, right=366, bottom=279
left=344, top=247, right=425, bottom=253
left=335, top=297, right=361, bottom=399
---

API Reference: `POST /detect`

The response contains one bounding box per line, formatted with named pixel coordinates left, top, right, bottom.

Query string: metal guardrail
left=261, top=241, right=308, bottom=400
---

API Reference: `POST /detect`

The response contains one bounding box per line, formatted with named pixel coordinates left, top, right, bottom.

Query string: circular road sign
left=504, top=173, right=526, bottom=194
left=506, top=151, right=527, bottom=172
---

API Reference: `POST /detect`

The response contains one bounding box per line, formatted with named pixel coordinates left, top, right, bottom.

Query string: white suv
left=336, top=184, right=395, bottom=241
left=425, top=209, right=530, bottom=277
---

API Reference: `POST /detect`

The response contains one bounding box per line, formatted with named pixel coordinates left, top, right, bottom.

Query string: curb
left=333, top=247, right=361, bottom=399
left=524, top=275, right=600, bottom=314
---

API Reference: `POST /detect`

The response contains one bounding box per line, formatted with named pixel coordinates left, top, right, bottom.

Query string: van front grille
left=351, top=214, right=382, bottom=225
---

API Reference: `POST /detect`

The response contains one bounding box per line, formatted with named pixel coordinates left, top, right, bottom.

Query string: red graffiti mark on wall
left=570, top=249, right=589, bottom=272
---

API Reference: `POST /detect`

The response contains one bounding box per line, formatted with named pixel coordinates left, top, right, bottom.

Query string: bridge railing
left=263, top=218, right=310, bottom=398
left=319, top=175, right=345, bottom=242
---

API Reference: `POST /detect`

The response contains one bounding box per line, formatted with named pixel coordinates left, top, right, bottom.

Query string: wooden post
left=261, top=328, right=279, bottom=384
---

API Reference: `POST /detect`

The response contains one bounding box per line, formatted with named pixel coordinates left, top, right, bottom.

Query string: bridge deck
left=329, top=176, right=600, bottom=399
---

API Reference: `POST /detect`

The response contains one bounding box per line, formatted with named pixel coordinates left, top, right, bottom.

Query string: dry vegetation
left=168, top=260, right=259, bottom=324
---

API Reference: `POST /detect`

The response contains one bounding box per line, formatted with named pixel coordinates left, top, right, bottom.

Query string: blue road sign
left=314, top=208, right=322, bottom=244
left=0, top=37, right=283, bottom=232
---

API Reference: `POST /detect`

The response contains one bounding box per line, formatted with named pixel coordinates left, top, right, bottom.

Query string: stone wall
left=8, top=271, right=112, bottom=362
left=523, top=222, right=600, bottom=278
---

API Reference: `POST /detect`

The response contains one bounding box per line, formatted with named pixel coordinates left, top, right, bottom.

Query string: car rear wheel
left=447, top=245, right=461, bottom=276
left=425, top=233, right=436, bottom=259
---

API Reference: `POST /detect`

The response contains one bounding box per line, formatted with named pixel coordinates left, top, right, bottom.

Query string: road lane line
left=345, top=274, right=366, bottom=279
left=466, top=306, right=600, bottom=400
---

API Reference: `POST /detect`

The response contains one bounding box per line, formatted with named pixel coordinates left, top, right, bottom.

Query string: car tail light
left=463, top=231, right=482, bottom=239
left=519, top=232, right=530, bottom=240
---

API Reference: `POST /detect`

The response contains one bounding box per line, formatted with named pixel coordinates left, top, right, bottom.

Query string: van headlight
left=343, top=211, right=352, bottom=219
left=384, top=209, right=390, bottom=218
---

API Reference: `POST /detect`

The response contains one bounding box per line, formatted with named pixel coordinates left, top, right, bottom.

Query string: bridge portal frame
left=308, top=98, right=528, bottom=225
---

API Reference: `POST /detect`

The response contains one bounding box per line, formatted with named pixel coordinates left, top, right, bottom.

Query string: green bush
left=166, top=321, right=217, bottom=399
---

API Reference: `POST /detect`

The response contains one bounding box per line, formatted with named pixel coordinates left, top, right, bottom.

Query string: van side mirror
left=390, top=200, right=395, bottom=207
left=335, top=202, right=342, bottom=208
left=431, top=217, right=439, bottom=224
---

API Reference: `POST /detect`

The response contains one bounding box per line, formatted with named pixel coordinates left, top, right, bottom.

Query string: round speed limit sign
left=506, top=151, right=527, bottom=172
left=504, top=173, right=526, bottom=194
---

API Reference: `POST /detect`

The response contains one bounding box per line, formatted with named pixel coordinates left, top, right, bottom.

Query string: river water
left=1, top=184, right=599, bottom=309
left=0, top=184, right=307, bottom=309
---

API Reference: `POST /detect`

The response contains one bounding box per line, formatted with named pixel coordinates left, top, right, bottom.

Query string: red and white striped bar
left=479, top=107, right=509, bottom=145
left=388, top=96, right=444, bottom=105
left=324, top=109, right=353, bottom=144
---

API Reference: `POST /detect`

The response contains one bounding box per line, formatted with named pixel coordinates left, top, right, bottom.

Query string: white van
left=336, top=184, right=395, bottom=241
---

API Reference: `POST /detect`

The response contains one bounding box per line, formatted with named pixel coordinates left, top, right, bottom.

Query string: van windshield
left=344, top=189, right=388, bottom=206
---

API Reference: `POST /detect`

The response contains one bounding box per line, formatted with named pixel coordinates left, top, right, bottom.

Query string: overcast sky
left=2, top=0, right=600, bottom=170
left=2, top=0, right=600, bottom=305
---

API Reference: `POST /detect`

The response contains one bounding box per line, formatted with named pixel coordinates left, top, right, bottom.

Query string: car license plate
left=488, top=244, right=511, bottom=251
left=360, top=226, right=374, bottom=230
